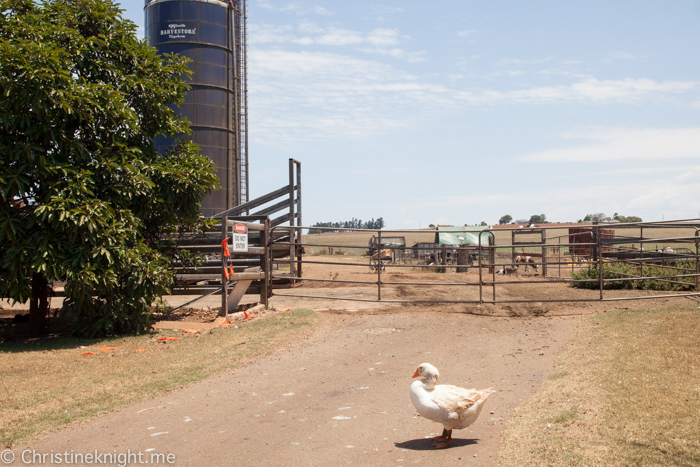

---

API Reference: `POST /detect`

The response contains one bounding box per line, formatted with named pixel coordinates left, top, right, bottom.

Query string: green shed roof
left=434, top=226, right=491, bottom=246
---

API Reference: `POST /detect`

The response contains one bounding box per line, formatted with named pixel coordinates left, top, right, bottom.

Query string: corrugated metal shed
left=434, top=226, right=491, bottom=246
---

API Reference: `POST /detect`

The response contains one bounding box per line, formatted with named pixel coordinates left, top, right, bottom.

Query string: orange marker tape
left=221, top=238, right=230, bottom=257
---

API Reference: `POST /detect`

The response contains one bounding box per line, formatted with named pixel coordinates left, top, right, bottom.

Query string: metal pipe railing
left=267, top=221, right=700, bottom=305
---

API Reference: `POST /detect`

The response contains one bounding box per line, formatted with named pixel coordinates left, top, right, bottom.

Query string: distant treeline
left=581, top=213, right=643, bottom=223
left=308, top=217, right=385, bottom=234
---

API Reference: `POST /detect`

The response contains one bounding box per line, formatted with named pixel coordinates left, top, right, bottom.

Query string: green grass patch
left=0, top=309, right=316, bottom=447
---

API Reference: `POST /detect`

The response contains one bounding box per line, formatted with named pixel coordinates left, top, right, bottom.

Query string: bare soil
left=19, top=287, right=697, bottom=466
left=8, top=249, right=699, bottom=465
left=24, top=307, right=579, bottom=466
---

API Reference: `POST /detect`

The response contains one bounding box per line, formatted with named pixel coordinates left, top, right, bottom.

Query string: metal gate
left=268, top=220, right=700, bottom=305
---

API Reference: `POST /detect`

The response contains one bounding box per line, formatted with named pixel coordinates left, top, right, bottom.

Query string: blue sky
left=121, top=0, right=700, bottom=227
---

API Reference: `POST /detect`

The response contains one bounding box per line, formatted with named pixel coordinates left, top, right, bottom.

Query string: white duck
left=410, top=363, right=495, bottom=448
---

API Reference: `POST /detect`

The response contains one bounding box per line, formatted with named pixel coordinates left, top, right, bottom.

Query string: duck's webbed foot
left=433, top=429, right=452, bottom=449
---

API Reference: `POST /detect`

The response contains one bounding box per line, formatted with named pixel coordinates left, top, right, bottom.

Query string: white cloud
left=372, top=5, right=404, bottom=14
left=605, top=51, right=645, bottom=62
left=297, top=20, right=325, bottom=34
left=315, top=27, right=365, bottom=45
left=248, top=40, right=699, bottom=144
left=312, top=6, right=332, bottom=16
left=518, top=127, right=700, bottom=162
left=249, top=24, right=423, bottom=60
left=256, top=1, right=332, bottom=16
left=497, top=57, right=553, bottom=66
left=405, top=170, right=700, bottom=223
left=455, top=78, right=698, bottom=105
left=366, top=28, right=402, bottom=47
left=249, top=50, right=424, bottom=141
left=457, top=29, right=483, bottom=37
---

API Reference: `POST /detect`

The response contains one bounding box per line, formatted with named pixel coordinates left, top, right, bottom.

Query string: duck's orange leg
left=432, top=429, right=449, bottom=441
left=433, top=430, right=452, bottom=449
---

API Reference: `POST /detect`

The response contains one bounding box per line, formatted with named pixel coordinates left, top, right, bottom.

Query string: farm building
left=412, top=226, right=492, bottom=262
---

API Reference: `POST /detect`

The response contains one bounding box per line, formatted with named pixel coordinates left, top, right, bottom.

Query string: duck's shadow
left=395, top=438, right=478, bottom=451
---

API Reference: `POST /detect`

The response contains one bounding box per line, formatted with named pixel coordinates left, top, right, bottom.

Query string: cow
left=515, top=255, right=539, bottom=273
left=497, top=267, right=518, bottom=275
left=369, top=248, right=391, bottom=272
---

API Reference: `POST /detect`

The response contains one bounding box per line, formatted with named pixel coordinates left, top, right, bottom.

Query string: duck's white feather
left=410, top=363, right=495, bottom=431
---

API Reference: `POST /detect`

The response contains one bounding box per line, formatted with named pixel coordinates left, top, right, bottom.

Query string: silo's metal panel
left=145, top=0, right=240, bottom=217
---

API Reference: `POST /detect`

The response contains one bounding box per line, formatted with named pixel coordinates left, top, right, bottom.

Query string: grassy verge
left=0, top=309, right=316, bottom=447
left=497, top=305, right=700, bottom=466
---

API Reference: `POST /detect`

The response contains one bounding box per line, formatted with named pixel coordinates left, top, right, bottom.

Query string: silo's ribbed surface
left=145, top=0, right=242, bottom=217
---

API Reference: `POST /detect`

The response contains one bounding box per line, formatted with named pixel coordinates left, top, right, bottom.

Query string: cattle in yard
left=497, top=267, right=518, bottom=275
left=515, top=255, right=539, bottom=273
left=369, top=248, right=391, bottom=272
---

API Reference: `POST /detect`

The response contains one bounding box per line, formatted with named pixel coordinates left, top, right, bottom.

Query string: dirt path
left=24, top=308, right=579, bottom=466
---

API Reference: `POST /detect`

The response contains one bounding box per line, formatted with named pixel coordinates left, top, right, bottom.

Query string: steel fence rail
left=268, top=220, right=700, bottom=305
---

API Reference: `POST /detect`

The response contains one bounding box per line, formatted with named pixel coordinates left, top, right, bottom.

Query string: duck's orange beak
left=412, top=369, right=420, bottom=378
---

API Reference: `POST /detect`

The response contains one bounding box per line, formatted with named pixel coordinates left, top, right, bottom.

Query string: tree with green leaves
left=499, top=214, right=512, bottom=225
left=0, top=0, right=219, bottom=336
left=529, top=214, right=547, bottom=224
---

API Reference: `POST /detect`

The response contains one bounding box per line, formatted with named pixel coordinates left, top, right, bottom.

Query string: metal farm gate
left=267, top=220, right=700, bottom=306
left=167, top=160, right=302, bottom=315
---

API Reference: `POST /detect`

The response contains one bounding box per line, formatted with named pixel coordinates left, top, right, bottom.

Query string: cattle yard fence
left=269, top=220, right=700, bottom=305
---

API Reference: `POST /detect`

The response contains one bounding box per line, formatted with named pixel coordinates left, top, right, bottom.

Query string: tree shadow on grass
left=395, top=438, right=478, bottom=450
left=0, top=334, right=104, bottom=352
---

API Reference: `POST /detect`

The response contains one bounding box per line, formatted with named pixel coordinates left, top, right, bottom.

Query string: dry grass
left=497, top=305, right=700, bottom=466
left=0, top=309, right=316, bottom=447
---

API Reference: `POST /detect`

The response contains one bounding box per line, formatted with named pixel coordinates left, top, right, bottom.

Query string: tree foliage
left=499, top=214, right=512, bottom=225
left=308, top=217, right=385, bottom=234
left=582, top=213, right=643, bottom=223
left=0, top=0, right=219, bottom=335
left=529, top=214, right=547, bottom=224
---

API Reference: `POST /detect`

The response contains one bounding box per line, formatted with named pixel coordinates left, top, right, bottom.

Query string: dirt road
left=24, top=309, right=578, bottom=466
